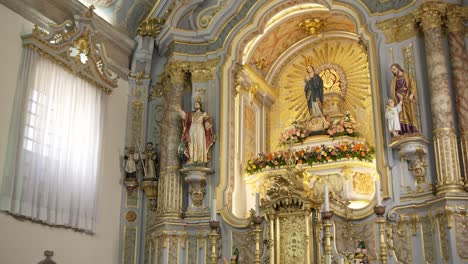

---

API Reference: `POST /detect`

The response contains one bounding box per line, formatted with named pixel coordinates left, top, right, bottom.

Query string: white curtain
left=0, top=48, right=105, bottom=232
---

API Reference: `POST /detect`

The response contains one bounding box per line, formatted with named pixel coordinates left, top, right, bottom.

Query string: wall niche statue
left=174, top=96, right=215, bottom=164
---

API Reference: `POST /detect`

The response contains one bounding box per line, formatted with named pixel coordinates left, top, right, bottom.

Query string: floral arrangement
left=244, top=142, right=375, bottom=175
left=327, top=111, right=360, bottom=138
left=278, top=121, right=310, bottom=147
left=224, top=248, right=241, bottom=264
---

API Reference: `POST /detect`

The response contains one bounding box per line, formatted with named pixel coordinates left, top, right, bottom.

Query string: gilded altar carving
left=22, top=6, right=118, bottom=93
left=125, top=211, right=138, bottom=223
left=376, top=14, right=417, bottom=44
left=137, top=18, right=165, bottom=38
left=352, top=172, right=374, bottom=195
left=298, top=18, right=325, bottom=35
left=280, top=215, right=306, bottom=263
left=259, top=168, right=321, bottom=263
left=416, top=3, right=445, bottom=31
left=150, top=73, right=169, bottom=100
left=319, top=68, right=342, bottom=95
left=233, top=63, right=245, bottom=96
left=446, top=5, right=465, bottom=32
left=190, top=59, right=219, bottom=82
left=275, top=40, right=374, bottom=147
left=167, top=62, right=190, bottom=84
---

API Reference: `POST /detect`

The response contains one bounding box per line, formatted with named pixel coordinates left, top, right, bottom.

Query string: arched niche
left=216, top=1, right=387, bottom=226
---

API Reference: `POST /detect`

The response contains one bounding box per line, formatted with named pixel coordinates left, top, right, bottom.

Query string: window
left=0, top=48, right=105, bottom=232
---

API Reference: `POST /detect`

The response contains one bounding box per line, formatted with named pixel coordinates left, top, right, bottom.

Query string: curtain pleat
left=0, top=48, right=104, bottom=232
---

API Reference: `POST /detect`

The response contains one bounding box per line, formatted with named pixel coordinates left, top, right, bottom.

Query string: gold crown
left=302, top=55, right=312, bottom=67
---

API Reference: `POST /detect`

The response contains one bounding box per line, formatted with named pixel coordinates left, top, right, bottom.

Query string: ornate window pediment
left=22, top=6, right=118, bottom=94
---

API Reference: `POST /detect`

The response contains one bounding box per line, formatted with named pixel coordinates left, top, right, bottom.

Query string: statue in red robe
left=175, top=98, right=215, bottom=163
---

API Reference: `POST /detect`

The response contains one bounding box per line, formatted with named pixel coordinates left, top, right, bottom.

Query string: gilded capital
left=167, top=62, right=189, bottom=84
left=190, top=60, right=219, bottom=82
left=416, top=3, right=444, bottom=31
left=137, top=18, right=165, bottom=38
left=446, top=5, right=464, bottom=32
left=376, top=14, right=417, bottom=44
left=192, top=68, right=214, bottom=82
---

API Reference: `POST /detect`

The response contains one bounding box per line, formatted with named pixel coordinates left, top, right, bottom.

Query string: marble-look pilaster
left=156, top=62, right=187, bottom=218
left=446, top=5, right=468, bottom=188
left=417, top=3, right=463, bottom=193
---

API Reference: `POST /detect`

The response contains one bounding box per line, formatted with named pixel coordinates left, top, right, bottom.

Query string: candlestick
left=375, top=180, right=382, bottom=206
left=209, top=221, right=219, bottom=264
left=211, top=198, right=216, bottom=221
left=255, top=192, right=260, bottom=217
left=324, top=184, right=329, bottom=212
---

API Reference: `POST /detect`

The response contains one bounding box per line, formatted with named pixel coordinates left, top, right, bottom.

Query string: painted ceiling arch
left=74, top=0, right=418, bottom=40
left=244, top=10, right=356, bottom=79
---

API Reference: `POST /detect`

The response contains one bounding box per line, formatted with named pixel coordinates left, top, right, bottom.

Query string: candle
left=324, top=184, right=329, bottom=212
left=375, top=180, right=382, bottom=206
left=338, top=258, right=344, bottom=264
left=211, top=198, right=217, bottom=221
left=255, top=192, right=260, bottom=217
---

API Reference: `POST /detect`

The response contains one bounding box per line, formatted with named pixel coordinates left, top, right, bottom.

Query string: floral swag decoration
left=278, top=111, right=360, bottom=147
left=245, top=142, right=375, bottom=175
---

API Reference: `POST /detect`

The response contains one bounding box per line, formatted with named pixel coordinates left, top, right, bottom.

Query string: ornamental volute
left=416, top=3, right=444, bottom=31
left=446, top=5, right=464, bottom=32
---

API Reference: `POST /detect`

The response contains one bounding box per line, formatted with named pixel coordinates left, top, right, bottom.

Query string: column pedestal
left=180, top=165, right=214, bottom=217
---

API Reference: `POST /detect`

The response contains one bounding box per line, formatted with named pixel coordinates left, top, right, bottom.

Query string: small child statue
left=385, top=94, right=403, bottom=137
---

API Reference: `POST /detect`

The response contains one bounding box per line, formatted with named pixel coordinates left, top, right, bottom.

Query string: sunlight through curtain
left=0, top=48, right=105, bottom=232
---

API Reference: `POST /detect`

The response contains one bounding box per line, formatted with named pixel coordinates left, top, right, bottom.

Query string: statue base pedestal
left=389, top=136, right=430, bottom=188
left=180, top=165, right=214, bottom=218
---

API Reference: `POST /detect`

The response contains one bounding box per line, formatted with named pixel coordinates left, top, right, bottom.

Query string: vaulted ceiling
left=81, top=0, right=417, bottom=37
left=77, top=0, right=157, bottom=35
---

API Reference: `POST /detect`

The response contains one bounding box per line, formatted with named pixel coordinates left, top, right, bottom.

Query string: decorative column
left=417, top=3, right=463, bottom=194
left=446, top=5, right=468, bottom=189
left=156, top=62, right=187, bottom=219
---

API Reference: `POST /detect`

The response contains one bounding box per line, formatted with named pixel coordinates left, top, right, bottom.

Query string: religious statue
left=175, top=97, right=216, bottom=164
left=390, top=63, right=419, bottom=135
left=304, top=64, right=324, bottom=118
left=124, top=147, right=139, bottom=179
left=385, top=94, right=403, bottom=137
left=141, top=142, right=158, bottom=179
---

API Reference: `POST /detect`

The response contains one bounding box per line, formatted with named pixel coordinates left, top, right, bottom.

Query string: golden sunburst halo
left=270, top=39, right=374, bottom=150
